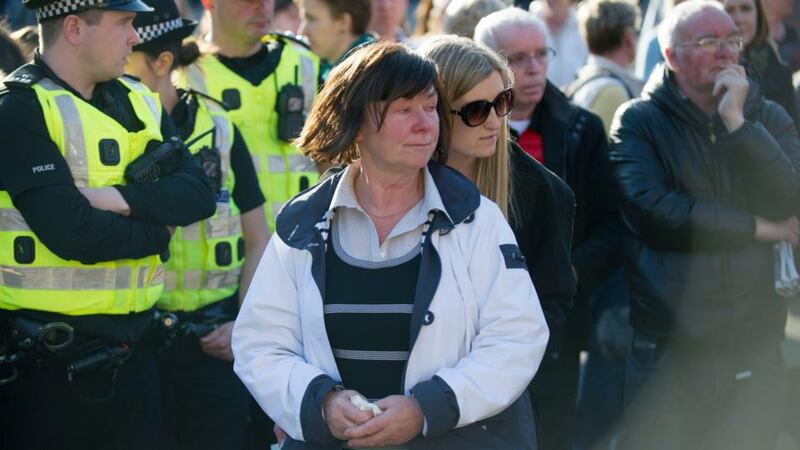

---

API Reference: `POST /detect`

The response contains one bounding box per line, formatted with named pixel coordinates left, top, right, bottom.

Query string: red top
left=518, top=128, right=544, bottom=163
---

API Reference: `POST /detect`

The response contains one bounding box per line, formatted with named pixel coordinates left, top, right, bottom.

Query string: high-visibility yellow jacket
left=158, top=92, right=243, bottom=312
left=0, top=76, right=165, bottom=316
left=177, top=34, right=320, bottom=231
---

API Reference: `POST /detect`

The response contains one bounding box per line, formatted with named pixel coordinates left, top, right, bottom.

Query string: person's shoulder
left=264, top=31, right=311, bottom=50
left=2, top=63, right=44, bottom=91
left=0, top=65, right=44, bottom=120
left=265, top=31, right=314, bottom=54
left=274, top=168, right=342, bottom=246
left=566, top=100, right=606, bottom=142
left=509, top=142, right=574, bottom=200
left=758, top=97, right=795, bottom=131
left=613, top=94, right=660, bottom=126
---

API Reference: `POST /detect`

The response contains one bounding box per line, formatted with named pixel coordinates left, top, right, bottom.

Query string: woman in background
left=721, top=0, right=798, bottom=124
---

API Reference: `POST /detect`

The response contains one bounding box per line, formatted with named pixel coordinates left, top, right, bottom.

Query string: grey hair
left=443, top=0, right=507, bottom=37
left=657, top=0, right=725, bottom=56
left=474, top=7, right=550, bottom=51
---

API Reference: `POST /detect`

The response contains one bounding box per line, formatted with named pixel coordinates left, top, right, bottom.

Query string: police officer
left=178, top=0, right=320, bottom=232
left=0, top=0, right=216, bottom=448
left=124, top=0, right=269, bottom=448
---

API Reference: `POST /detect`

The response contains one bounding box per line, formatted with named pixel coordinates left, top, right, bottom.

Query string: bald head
left=658, top=0, right=731, bottom=57
left=474, top=7, right=550, bottom=51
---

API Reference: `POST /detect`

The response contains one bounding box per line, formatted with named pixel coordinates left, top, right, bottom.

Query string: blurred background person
left=369, top=0, right=410, bottom=41
left=413, top=0, right=451, bottom=36
left=529, top=0, right=589, bottom=87
left=299, top=0, right=374, bottom=82
left=476, top=8, right=621, bottom=450
left=566, top=0, right=642, bottom=131
left=442, top=0, right=506, bottom=37
left=565, top=1, right=641, bottom=448
left=610, top=2, right=800, bottom=449
left=635, top=0, right=686, bottom=80
left=9, top=24, right=37, bottom=60
left=274, top=0, right=302, bottom=33
left=720, top=0, right=798, bottom=124
left=125, top=0, right=269, bottom=448
left=421, top=35, right=577, bottom=419
left=177, top=0, right=320, bottom=446
left=763, top=0, right=800, bottom=70
left=0, top=21, right=25, bottom=77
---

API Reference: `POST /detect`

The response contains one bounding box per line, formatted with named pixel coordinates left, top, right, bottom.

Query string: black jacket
left=745, top=42, right=798, bottom=127
left=513, top=82, right=621, bottom=292
left=508, top=141, right=577, bottom=342
left=609, top=64, right=800, bottom=341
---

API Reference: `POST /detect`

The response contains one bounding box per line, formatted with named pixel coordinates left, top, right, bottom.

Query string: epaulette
left=3, top=63, right=45, bottom=89
left=188, top=88, right=231, bottom=111
left=264, top=31, right=312, bottom=51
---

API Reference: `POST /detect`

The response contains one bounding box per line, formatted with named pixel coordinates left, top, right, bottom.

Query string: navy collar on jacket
left=275, top=161, right=481, bottom=250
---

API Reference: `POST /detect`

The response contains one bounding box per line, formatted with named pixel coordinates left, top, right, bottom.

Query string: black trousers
left=157, top=333, right=250, bottom=450
left=620, top=333, right=788, bottom=450
left=0, top=340, right=160, bottom=450
left=529, top=328, right=582, bottom=450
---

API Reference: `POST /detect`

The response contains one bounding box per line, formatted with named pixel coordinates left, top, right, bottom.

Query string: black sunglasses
left=450, top=88, right=515, bottom=127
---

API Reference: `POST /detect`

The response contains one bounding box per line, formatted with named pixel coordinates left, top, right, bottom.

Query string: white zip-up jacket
left=232, top=163, right=549, bottom=449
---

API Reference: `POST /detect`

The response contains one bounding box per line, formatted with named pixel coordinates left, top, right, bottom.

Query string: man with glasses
left=475, top=8, right=621, bottom=450
left=608, top=1, right=800, bottom=449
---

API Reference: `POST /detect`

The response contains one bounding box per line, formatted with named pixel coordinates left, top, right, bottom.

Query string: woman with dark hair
left=122, top=0, right=269, bottom=448
left=721, top=0, right=798, bottom=124
left=299, top=0, right=375, bottom=81
left=232, top=41, right=547, bottom=450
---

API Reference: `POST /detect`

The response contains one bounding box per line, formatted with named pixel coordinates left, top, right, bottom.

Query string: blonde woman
left=421, top=33, right=576, bottom=371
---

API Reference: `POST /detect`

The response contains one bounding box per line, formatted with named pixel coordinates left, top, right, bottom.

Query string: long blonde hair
left=421, top=35, right=514, bottom=219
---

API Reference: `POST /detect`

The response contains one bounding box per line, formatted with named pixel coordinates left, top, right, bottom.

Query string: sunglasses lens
left=463, top=101, right=492, bottom=127
left=495, top=90, right=514, bottom=117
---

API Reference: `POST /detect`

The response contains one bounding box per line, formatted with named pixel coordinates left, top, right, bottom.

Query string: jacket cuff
left=114, top=184, right=143, bottom=219
left=410, top=376, right=459, bottom=438
left=300, top=374, right=339, bottom=444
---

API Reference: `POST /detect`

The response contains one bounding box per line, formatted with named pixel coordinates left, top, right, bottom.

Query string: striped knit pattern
left=323, top=237, right=421, bottom=401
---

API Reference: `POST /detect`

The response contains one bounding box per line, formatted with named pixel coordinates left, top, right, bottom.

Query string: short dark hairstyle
left=136, top=37, right=202, bottom=70
left=316, top=0, right=371, bottom=35
left=39, top=8, right=103, bottom=49
left=298, top=41, right=449, bottom=165
left=577, top=0, right=640, bottom=55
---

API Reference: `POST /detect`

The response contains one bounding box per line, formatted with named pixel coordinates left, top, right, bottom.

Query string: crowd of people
left=0, top=0, right=799, bottom=450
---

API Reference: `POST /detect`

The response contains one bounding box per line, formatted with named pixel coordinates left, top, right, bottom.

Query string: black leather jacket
left=609, top=64, right=800, bottom=342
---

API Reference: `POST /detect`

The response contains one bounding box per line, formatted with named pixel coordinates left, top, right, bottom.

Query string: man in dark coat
left=609, top=1, right=800, bottom=449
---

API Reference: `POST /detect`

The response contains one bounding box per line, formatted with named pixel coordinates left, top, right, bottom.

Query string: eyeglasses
left=505, top=48, right=557, bottom=68
left=450, top=88, right=515, bottom=127
left=677, top=35, right=744, bottom=52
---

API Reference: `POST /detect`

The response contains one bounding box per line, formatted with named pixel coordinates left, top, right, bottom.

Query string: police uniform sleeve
left=114, top=112, right=217, bottom=226
left=0, top=90, right=171, bottom=263
left=230, top=126, right=265, bottom=213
